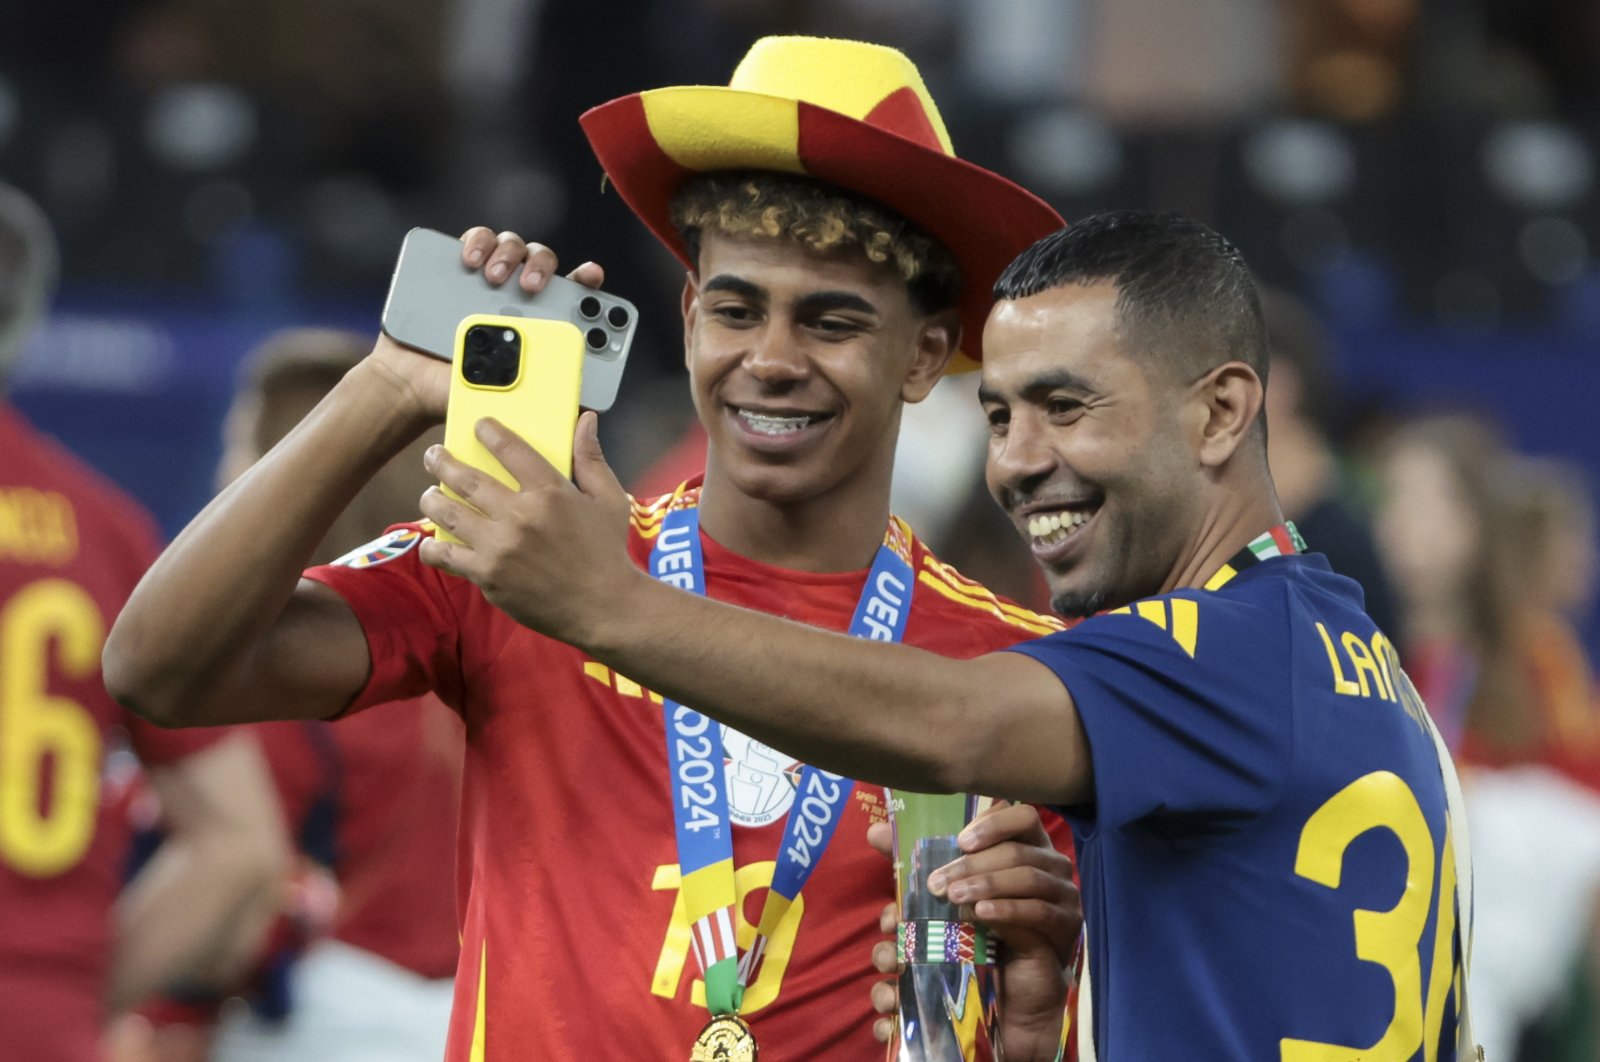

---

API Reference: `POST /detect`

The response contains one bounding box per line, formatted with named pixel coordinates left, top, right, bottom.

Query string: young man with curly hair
left=108, top=37, right=1078, bottom=1060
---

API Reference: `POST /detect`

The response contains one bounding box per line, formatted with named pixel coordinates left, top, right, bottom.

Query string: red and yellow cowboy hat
left=579, top=35, right=1064, bottom=371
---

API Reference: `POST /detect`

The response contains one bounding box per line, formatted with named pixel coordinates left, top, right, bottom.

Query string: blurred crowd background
left=4, top=0, right=1600, bottom=1059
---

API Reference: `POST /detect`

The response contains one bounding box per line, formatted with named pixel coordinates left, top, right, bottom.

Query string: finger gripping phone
left=381, top=227, right=636, bottom=412
left=437, top=314, right=583, bottom=545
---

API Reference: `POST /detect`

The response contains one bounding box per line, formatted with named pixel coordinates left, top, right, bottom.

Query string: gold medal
left=690, top=1014, right=758, bottom=1062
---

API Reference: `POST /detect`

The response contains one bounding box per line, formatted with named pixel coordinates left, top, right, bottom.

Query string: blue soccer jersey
left=1010, top=543, right=1463, bottom=1061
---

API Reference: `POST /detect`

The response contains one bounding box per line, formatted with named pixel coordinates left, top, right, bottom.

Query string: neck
left=696, top=459, right=895, bottom=575
left=1162, top=477, right=1287, bottom=593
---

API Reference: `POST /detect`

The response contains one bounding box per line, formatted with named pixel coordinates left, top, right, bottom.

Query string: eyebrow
left=701, top=276, right=879, bottom=318
left=978, top=368, right=1099, bottom=406
left=703, top=275, right=766, bottom=300
left=793, top=290, right=879, bottom=317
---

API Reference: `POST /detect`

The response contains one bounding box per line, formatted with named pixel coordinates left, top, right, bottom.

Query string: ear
left=1190, top=361, right=1265, bottom=468
left=680, top=271, right=700, bottom=372
left=900, top=309, right=962, bottom=404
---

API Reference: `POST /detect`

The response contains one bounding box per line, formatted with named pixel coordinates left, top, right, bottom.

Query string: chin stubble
left=1050, top=588, right=1108, bottom=619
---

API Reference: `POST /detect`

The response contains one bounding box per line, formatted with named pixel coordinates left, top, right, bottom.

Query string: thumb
left=573, top=411, right=625, bottom=505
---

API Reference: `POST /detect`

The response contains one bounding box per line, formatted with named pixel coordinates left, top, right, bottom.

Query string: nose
left=743, top=325, right=809, bottom=388
left=987, top=413, right=1058, bottom=505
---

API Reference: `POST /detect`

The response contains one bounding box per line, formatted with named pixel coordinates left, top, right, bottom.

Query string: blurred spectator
left=1498, top=455, right=1600, bottom=1060
left=1379, top=414, right=1600, bottom=775
left=1511, top=455, right=1599, bottom=626
left=0, top=181, right=287, bottom=1062
left=1377, top=411, right=1600, bottom=1061
left=133, top=329, right=463, bottom=1062
left=1374, top=413, right=1512, bottom=749
left=1261, top=287, right=1400, bottom=635
left=1284, top=0, right=1417, bottom=121
left=1082, top=0, right=1283, bottom=128
left=1497, top=456, right=1600, bottom=780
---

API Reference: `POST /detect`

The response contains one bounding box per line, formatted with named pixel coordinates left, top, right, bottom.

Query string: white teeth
left=739, top=409, right=815, bottom=435
left=1027, top=510, right=1091, bottom=544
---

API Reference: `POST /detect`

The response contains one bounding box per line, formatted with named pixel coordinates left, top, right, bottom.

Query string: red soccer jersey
left=252, top=693, right=463, bottom=978
left=304, top=484, right=1067, bottom=1061
left=0, top=405, right=217, bottom=1061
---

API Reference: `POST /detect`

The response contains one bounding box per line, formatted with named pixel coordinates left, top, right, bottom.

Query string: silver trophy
left=888, top=790, right=1000, bottom=1061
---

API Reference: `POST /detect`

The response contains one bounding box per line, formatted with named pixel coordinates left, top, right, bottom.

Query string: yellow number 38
left=1282, top=770, right=1460, bottom=1062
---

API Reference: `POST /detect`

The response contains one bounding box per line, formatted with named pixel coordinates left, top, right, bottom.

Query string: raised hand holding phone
left=382, top=227, right=635, bottom=411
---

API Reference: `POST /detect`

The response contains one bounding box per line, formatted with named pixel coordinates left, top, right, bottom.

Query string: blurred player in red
left=106, top=38, right=1080, bottom=1060
left=124, top=330, right=463, bottom=1062
left=0, top=184, right=287, bottom=1062
left=211, top=330, right=463, bottom=1061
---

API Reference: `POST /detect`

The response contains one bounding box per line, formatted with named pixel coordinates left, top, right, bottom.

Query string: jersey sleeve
left=301, top=523, right=468, bottom=715
left=1007, top=591, right=1294, bottom=844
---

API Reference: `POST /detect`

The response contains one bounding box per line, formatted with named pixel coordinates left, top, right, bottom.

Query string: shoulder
left=1029, top=568, right=1299, bottom=675
left=311, top=520, right=475, bottom=624
left=906, top=535, right=1065, bottom=654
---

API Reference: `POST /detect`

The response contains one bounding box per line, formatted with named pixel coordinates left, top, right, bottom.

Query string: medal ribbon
left=651, top=489, right=914, bottom=1017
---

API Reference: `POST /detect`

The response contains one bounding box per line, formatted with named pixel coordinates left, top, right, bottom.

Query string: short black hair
left=995, top=211, right=1267, bottom=386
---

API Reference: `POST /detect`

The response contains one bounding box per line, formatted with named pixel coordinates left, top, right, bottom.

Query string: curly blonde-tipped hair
left=670, top=172, right=962, bottom=315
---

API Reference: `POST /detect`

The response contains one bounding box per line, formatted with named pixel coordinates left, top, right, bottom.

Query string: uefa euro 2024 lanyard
left=649, top=488, right=914, bottom=1057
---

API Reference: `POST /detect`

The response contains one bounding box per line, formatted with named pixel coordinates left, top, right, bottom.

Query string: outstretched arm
left=418, top=414, right=1094, bottom=805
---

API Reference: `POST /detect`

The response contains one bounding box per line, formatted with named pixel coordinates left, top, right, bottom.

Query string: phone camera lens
left=579, top=296, right=602, bottom=320
left=586, top=327, right=608, bottom=351
left=606, top=305, right=630, bottom=329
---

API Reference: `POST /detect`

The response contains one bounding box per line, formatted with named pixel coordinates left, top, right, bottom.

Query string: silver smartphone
left=380, top=227, right=636, bottom=412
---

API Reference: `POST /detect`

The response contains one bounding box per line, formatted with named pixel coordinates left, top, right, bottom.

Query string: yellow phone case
left=437, top=314, right=584, bottom=545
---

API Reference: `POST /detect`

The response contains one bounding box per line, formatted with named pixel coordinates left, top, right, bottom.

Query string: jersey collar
left=1202, top=523, right=1306, bottom=591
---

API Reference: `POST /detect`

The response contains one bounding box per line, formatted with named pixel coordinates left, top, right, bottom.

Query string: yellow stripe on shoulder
left=630, top=515, right=665, bottom=541
left=1105, top=595, right=1199, bottom=657
left=628, top=492, right=670, bottom=539
left=921, top=559, right=1068, bottom=633
left=630, top=485, right=697, bottom=536
left=919, top=557, right=1065, bottom=634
